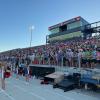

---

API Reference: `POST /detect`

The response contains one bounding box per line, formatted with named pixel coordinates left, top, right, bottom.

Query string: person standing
left=0, top=63, right=5, bottom=90
left=24, top=64, right=29, bottom=82
left=1, top=62, right=11, bottom=90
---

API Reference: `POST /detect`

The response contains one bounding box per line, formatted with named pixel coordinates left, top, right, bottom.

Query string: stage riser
left=30, top=65, right=55, bottom=77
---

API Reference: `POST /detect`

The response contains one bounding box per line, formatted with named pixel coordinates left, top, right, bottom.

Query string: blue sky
left=0, top=0, right=100, bottom=52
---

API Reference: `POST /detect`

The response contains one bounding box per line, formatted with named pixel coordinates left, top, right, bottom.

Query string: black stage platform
left=53, top=79, right=75, bottom=92
left=29, top=64, right=55, bottom=78
left=53, top=73, right=81, bottom=92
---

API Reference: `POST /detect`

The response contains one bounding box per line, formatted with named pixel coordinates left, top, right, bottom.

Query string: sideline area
left=0, top=73, right=100, bottom=100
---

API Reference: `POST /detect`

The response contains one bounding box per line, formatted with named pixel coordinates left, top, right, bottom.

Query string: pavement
left=0, top=73, right=100, bottom=100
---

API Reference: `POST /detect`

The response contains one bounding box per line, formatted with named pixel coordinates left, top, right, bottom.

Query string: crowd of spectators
left=0, top=36, right=100, bottom=69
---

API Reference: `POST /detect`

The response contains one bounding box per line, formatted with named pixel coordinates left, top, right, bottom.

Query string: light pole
left=29, top=25, right=34, bottom=47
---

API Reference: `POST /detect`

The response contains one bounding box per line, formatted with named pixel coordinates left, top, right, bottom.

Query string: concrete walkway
left=0, top=74, right=99, bottom=100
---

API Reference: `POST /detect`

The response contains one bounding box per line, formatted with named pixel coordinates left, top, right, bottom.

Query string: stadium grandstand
left=0, top=16, right=100, bottom=68
left=0, top=16, right=100, bottom=100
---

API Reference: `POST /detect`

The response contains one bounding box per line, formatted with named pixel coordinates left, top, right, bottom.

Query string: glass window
left=67, top=21, right=81, bottom=30
left=48, top=31, right=82, bottom=41
left=49, top=27, right=59, bottom=34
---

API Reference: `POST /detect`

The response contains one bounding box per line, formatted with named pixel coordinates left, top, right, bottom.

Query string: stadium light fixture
left=29, top=25, right=35, bottom=47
